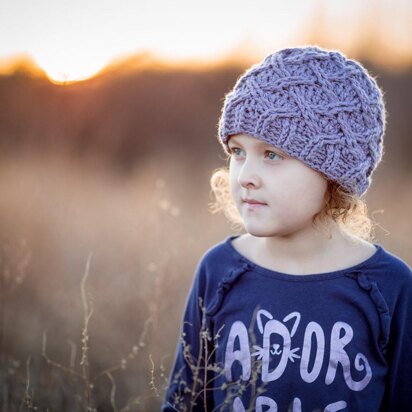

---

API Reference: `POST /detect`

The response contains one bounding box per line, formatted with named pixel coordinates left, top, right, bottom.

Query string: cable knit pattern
left=218, top=46, right=386, bottom=196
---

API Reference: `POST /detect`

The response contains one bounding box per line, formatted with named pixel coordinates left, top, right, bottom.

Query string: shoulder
left=366, top=244, right=412, bottom=307
left=371, top=245, right=411, bottom=282
left=197, top=236, right=237, bottom=270
left=191, top=235, right=240, bottom=288
left=186, top=236, right=247, bottom=314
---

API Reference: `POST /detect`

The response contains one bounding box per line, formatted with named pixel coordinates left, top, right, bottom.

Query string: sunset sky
left=1, top=0, right=411, bottom=83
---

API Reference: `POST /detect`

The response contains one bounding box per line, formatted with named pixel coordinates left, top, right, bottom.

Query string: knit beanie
left=217, top=46, right=386, bottom=197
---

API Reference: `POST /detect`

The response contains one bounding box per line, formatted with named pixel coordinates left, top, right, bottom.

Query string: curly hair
left=208, top=166, right=377, bottom=242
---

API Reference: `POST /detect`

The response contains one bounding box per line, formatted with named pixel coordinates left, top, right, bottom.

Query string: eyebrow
left=228, top=137, right=288, bottom=156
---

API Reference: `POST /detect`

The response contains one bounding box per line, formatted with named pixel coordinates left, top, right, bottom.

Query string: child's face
left=228, top=133, right=328, bottom=238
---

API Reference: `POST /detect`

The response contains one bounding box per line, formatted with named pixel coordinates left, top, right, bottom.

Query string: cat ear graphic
left=256, top=309, right=274, bottom=334
left=282, top=312, right=301, bottom=337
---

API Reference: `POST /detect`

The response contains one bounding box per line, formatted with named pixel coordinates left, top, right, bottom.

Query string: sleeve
left=381, top=268, right=412, bottom=410
left=162, top=258, right=215, bottom=412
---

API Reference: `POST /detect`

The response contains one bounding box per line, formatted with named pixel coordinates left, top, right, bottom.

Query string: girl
left=162, top=46, right=412, bottom=411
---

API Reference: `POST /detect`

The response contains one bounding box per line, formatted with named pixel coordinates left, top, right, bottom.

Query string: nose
left=237, top=157, right=261, bottom=189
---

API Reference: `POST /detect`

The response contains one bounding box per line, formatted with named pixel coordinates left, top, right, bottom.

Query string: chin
left=244, top=221, right=301, bottom=238
left=243, top=223, right=275, bottom=238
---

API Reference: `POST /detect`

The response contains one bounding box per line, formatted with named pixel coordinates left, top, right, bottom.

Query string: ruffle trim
left=206, top=262, right=252, bottom=317
left=346, top=270, right=391, bottom=353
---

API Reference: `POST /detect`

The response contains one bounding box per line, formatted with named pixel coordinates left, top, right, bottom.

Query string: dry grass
left=0, top=152, right=410, bottom=411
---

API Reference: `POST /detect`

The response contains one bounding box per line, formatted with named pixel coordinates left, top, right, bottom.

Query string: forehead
left=228, top=134, right=288, bottom=156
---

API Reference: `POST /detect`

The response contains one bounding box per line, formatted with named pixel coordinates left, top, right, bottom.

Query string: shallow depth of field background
left=1, top=0, right=412, bottom=410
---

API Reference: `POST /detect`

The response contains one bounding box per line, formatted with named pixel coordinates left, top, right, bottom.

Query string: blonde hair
left=209, top=166, right=377, bottom=242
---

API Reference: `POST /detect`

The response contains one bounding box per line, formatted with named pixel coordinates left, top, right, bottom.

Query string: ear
left=282, top=312, right=301, bottom=337
left=256, top=309, right=274, bottom=334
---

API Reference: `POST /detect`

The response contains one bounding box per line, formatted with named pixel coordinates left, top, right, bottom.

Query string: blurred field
left=0, top=56, right=411, bottom=411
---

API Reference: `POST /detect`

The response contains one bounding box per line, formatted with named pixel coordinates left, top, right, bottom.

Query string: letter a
left=256, top=396, right=278, bottom=412
left=224, top=321, right=251, bottom=381
left=233, top=397, right=246, bottom=412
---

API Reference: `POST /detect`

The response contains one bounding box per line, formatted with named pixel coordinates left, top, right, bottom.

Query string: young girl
left=162, top=46, right=412, bottom=411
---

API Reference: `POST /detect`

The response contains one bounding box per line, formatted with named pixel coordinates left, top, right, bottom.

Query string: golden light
left=32, top=49, right=111, bottom=84
left=1, top=0, right=412, bottom=83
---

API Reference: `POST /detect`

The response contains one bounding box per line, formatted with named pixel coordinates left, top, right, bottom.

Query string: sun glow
left=1, top=0, right=412, bottom=84
left=32, top=49, right=111, bottom=84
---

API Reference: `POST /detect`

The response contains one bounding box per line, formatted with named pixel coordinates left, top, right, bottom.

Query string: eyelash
left=229, top=147, right=284, bottom=161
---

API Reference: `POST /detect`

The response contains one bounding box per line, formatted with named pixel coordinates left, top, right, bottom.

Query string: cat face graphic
left=251, top=309, right=301, bottom=364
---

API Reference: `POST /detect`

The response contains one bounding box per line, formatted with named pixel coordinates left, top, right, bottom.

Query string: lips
left=243, top=198, right=267, bottom=205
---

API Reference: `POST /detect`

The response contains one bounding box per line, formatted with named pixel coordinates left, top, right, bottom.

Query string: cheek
left=228, top=165, right=240, bottom=198
left=309, top=171, right=328, bottom=208
left=277, top=169, right=327, bottom=216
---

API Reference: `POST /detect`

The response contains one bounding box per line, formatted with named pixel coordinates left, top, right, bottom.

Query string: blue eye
left=229, top=147, right=284, bottom=161
left=230, top=147, right=243, bottom=157
left=265, top=151, right=283, bottom=161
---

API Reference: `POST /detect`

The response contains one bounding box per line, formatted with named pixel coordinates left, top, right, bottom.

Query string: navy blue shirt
left=163, top=235, right=412, bottom=411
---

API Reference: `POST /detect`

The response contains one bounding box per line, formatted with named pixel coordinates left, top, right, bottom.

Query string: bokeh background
left=0, top=0, right=411, bottom=410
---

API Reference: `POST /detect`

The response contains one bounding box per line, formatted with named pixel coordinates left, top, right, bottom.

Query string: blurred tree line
left=0, top=54, right=411, bottom=174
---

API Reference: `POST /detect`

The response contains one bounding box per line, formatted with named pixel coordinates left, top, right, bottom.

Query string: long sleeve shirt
left=162, top=235, right=412, bottom=412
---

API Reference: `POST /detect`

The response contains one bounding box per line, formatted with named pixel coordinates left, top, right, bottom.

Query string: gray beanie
left=218, top=46, right=386, bottom=197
